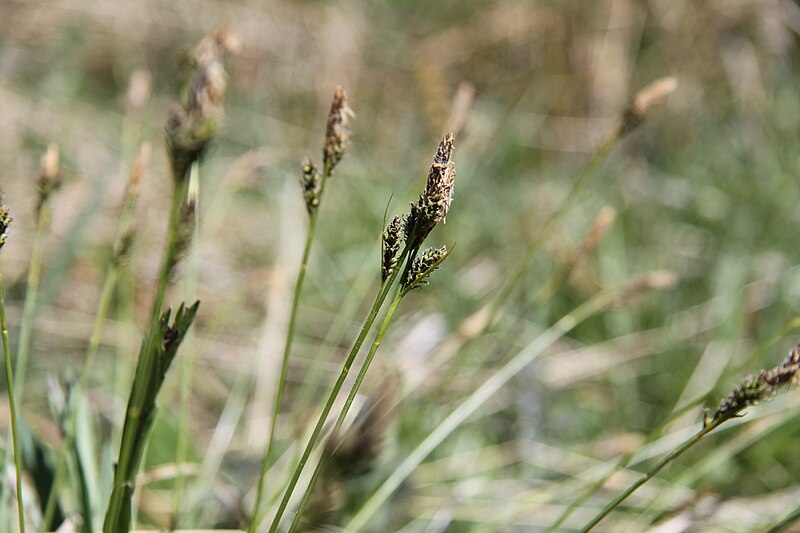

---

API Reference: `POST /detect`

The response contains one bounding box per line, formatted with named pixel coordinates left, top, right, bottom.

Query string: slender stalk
left=0, top=272, right=25, bottom=533
left=289, top=287, right=405, bottom=532
left=249, top=160, right=332, bottom=532
left=265, top=246, right=411, bottom=533
left=173, top=161, right=201, bottom=527
left=14, top=204, right=49, bottom=402
left=579, top=422, right=719, bottom=532
left=0, top=200, right=49, bottom=529
left=103, top=177, right=190, bottom=532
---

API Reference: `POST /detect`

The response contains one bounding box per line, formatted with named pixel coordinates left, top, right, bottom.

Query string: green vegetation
left=0, top=2, right=799, bottom=531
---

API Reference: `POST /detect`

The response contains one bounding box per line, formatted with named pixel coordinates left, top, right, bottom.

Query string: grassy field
left=1, top=1, right=800, bottom=531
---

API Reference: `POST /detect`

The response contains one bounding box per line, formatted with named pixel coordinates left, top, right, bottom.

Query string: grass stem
left=249, top=161, right=332, bottom=532
left=289, top=286, right=405, bottom=531
left=265, top=246, right=411, bottom=532
left=579, top=422, right=718, bottom=532
left=0, top=271, right=25, bottom=533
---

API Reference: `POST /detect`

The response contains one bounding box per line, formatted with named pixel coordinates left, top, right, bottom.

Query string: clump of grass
left=0, top=198, right=25, bottom=533
left=102, top=29, right=236, bottom=533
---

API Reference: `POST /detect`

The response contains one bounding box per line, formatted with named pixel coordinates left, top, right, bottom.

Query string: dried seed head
left=707, top=343, right=800, bottom=427
left=403, top=246, right=448, bottom=292
left=407, top=133, right=456, bottom=246
left=323, top=86, right=354, bottom=173
left=0, top=203, right=11, bottom=251
left=36, top=144, right=62, bottom=216
left=166, top=29, right=238, bottom=182
left=620, top=77, right=677, bottom=136
left=301, top=157, right=321, bottom=215
left=382, top=214, right=406, bottom=282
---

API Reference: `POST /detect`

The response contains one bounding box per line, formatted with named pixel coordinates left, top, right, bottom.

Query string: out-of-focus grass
left=1, top=0, right=800, bottom=530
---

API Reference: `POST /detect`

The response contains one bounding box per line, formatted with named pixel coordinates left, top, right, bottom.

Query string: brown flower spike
left=707, top=343, right=800, bottom=427
left=407, top=132, right=456, bottom=247
left=323, top=86, right=354, bottom=173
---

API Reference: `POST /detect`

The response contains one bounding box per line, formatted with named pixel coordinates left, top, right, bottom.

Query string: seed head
left=403, top=246, right=448, bottom=292
left=301, top=157, right=321, bottom=215
left=0, top=203, right=11, bottom=251
left=166, top=29, right=239, bottom=182
left=323, top=86, right=354, bottom=173
left=706, top=343, right=800, bottom=428
left=620, top=77, right=677, bottom=136
left=36, top=144, right=61, bottom=216
left=382, top=214, right=406, bottom=282
left=407, top=133, right=456, bottom=246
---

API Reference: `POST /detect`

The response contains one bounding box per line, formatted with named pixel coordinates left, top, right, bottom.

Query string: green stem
left=579, top=422, right=718, bottom=532
left=289, top=287, right=405, bottom=532
left=265, top=246, right=411, bottom=533
left=104, top=176, right=190, bottom=532
left=14, top=203, right=50, bottom=402
left=249, top=162, right=332, bottom=532
left=0, top=272, right=25, bottom=533
left=173, top=161, right=201, bottom=528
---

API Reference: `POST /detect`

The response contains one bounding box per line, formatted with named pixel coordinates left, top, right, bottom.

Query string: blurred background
left=1, top=0, right=800, bottom=531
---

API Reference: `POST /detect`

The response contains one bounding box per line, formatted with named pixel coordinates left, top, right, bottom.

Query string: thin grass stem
left=173, top=161, right=201, bottom=527
left=265, top=246, right=412, bottom=532
left=14, top=205, right=49, bottom=402
left=579, top=422, right=719, bottom=532
left=0, top=271, right=25, bottom=533
left=289, top=286, right=405, bottom=531
left=249, top=160, right=332, bottom=532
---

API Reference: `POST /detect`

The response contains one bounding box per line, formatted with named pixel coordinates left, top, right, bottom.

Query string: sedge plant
left=263, top=132, right=458, bottom=532
left=102, top=29, right=237, bottom=533
left=250, top=86, right=354, bottom=531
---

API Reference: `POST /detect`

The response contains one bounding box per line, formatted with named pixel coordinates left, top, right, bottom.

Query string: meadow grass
left=1, top=3, right=800, bottom=532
